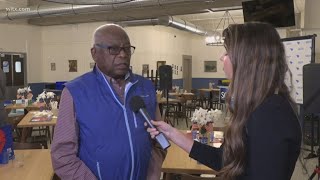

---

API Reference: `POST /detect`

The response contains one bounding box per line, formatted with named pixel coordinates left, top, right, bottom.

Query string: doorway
left=182, top=55, right=192, bottom=92
left=0, top=52, right=27, bottom=100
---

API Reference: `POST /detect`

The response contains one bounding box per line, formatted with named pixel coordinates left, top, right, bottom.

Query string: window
left=2, top=61, right=9, bottom=73
left=15, top=61, right=22, bottom=73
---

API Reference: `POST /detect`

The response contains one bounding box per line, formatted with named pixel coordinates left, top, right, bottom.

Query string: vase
left=39, top=102, right=51, bottom=112
left=199, top=125, right=207, bottom=136
left=199, top=136, right=208, bottom=144
left=43, top=103, right=52, bottom=111
left=209, top=132, right=215, bottom=143
left=205, top=122, right=214, bottom=133
left=190, top=123, right=199, bottom=140
left=23, top=99, right=28, bottom=107
left=191, top=123, right=199, bottom=131
left=28, top=99, right=33, bottom=106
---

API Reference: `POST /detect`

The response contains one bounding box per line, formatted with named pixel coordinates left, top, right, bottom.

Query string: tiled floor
left=172, top=117, right=318, bottom=180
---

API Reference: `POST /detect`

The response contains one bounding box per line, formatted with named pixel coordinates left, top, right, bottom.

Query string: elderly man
left=51, top=24, right=166, bottom=180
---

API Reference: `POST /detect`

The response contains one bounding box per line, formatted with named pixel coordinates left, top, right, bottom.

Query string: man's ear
left=91, top=47, right=97, bottom=62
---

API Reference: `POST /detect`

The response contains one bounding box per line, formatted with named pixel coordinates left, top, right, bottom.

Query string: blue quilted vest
left=65, top=67, right=157, bottom=180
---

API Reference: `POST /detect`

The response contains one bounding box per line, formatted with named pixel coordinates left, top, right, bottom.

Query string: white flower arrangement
left=36, top=91, right=56, bottom=102
left=50, top=101, right=58, bottom=110
left=36, top=91, right=58, bottom=110
left=156, top=90, right=163, bottom=102
left=156, top=90, right=163, bottom=95
left=191, top=108, right=222, bottom=126
left=17, top=86, right=32, bottom=99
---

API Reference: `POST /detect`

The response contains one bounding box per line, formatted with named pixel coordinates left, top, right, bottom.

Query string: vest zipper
left=96, top=162, right=102, bottom=180
left=122, top=81, right=137, bottom=180
left=133, top=112, right=137, bottom=128
left=123, top=107, right=134, bottom=180
left=100, top=70, right=138, bottom=180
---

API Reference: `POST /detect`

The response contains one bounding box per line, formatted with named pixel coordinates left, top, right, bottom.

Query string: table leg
left=209, top=91, right=213, bottom=109
left=163, top=172, right=174, bottom=180
left=51, top=126, right=55, bottom=142
left=20, top=127, right=32, bottom=143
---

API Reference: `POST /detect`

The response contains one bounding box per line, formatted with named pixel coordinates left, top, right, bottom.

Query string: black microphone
left=130, top=96, right=170, bottom=150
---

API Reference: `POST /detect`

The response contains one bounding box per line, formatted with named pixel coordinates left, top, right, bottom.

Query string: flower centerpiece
left=190, top=108, right=222, bottom=143
left=156, top=90, right=163, bottom=102
left=35, top=91, right=56, bottom=111
left=17, top=86, right=33, bottom=100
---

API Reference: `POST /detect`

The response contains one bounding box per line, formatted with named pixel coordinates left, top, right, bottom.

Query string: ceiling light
left=206, top=10, right=235, bottom=46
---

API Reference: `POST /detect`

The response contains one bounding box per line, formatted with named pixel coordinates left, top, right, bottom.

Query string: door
left=0, top=53, right=27, bottom=100
left=182, top=55, right=192, bottom=92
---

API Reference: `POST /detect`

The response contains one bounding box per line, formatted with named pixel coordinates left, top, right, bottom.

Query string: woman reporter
left=148, top=22, right=301, bottom=180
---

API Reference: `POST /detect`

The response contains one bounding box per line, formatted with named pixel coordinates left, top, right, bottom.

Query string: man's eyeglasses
left=95, top=44, right=136, bottom=55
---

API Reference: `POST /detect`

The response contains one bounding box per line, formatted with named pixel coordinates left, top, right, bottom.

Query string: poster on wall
left=157, top=61, right=166, bottom=71
left=282, top=35, right=315, bottom=104
left=51, top=63, right=56, bottom=71
left=204, top=61, right=217, bottom=72
left=142, top=64, right=149, bottom=74
left=68, top=60, right=77, bottom=72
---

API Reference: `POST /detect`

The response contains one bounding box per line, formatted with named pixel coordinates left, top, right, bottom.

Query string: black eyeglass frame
left=95, top=44, right=136, bottom=55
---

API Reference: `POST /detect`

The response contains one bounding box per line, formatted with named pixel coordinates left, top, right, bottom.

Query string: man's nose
left=118, top=48, right=129, bottom=57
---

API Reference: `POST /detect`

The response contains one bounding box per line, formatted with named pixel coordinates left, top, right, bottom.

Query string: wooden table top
left=5, top=104, right=40, bottom=110
left=168, top=92, right=195, bottom=96
left=0, top=149, right=53, bottom=180
left=198, top=88, right=220, bottom=92
left=158, top=98, right=181, bottom=104
left=17, top=111, right=57, bottom=128
left=161, top=132, right=218, bottom=175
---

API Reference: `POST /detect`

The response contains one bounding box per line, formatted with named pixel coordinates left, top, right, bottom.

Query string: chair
left=30, top=112, right=52, bottom=146
left=173, top=94, right=195, bottom=128
left=28, top=132, right=49, bottom=149
left=209, top=91, right=224, bottom=110
left=159, top=100, right=177, bottom=127
left=182, top=94, right=197, bottom=119
left=7, top=114, right=25, bottom=141
left=190, top=89, right=201, bottom=108
left=13, top=142, right=43, bottom=149
left=198, top=91, right=210, bottom=108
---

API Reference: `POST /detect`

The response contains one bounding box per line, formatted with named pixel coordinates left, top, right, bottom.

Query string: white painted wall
left=303, top=0, right=320, bottom=62
left=0, top=22, right=291, bottom=84
left=41, top=23, right=99, bottom=82
left=0, top=0, right=27, bottom=9
left=126, top=25, right=193, bottom=79
left=40, top=22, right=227, bottom=82
left=191, top=35, right=225, bottom=78
left=304, top=0, right=320, bottom=29
left=0, top=23, right=42, bottom=83
left=0, top=21, right=228, bottom=83
left=2, top=0, right=320, bottom=83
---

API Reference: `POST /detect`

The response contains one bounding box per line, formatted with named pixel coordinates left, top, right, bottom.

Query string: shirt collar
left=95, top=64, right=131, bottom=84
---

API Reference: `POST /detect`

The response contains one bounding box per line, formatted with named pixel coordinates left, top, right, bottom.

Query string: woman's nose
left=219, top=54, right=224, bottom=62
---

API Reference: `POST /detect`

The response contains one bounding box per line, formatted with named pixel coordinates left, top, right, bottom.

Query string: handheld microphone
left=130, top=96, right=171, bottom=150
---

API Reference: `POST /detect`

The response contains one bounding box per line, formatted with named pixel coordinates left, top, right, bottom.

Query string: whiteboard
left=282, top=35, right=315, bottom=104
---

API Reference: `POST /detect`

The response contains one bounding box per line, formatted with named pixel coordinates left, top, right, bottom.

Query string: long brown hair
left=219, top=22, right=295, bottom=179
